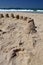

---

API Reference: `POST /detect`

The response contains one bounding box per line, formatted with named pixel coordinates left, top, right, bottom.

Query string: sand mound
left=5, top=14, right=9, bottom=18
left=16, top=15, right=19, bottom=19
left=23, top=17, right=28, bottom=20
left=0, top=14, right=4, bottom=18
left=11, top=13, right=15, bottom=18
left=20, top=16, right=23, bottom=19
left=0, top=13, right=38, bottom=65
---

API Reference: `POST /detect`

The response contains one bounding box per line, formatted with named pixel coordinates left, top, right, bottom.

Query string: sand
left=0, top=12, right=43, bottom=65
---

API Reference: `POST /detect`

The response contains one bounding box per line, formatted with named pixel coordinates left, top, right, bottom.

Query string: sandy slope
left=0, top=12, right=43, bottom=65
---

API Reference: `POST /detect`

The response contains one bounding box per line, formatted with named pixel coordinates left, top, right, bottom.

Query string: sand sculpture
left=0, top=13, right=38, bottom=65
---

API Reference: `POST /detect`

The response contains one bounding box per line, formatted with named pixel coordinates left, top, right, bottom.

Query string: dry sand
left=0, top=12, right=43, bottom=65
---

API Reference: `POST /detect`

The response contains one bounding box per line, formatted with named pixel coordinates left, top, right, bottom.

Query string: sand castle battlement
left=0, top=13, right=37, bottom=33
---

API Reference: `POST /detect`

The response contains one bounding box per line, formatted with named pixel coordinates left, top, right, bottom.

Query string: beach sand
left=0, top=12, right=43, bottom=65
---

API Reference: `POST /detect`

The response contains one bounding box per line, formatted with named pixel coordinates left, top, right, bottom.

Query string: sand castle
left=0, top=13, right=37, bottom=65
left=0, top=13, right=37, bottom=33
